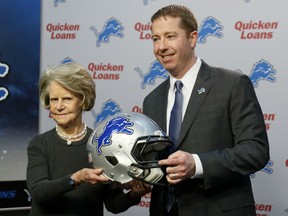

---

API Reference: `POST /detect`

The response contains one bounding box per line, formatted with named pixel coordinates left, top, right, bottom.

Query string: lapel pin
left=197, top=88, right=205, bottom=94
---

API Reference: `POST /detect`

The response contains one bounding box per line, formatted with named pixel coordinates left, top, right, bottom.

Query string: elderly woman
left=26, top=62, right=150, bottom=216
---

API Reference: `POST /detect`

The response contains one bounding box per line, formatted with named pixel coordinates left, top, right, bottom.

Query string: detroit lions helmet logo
left=94, top=116, right=134, bottom=154
left=249, top=59, right=277, bottom=88
left=0, top=62, right=9, bottom=101
left=197, top=16, right=223, bottom=44
left=135, top=60, right=169, bottom=89
left=91, top=99, right=122, bottom=128
left=90, top=17, right=125, bottom=47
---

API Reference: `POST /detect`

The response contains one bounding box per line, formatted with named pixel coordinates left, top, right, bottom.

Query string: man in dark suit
left=142, top=4, right=269, bottom=216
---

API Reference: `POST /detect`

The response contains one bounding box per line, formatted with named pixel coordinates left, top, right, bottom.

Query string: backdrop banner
left=39, top=0, right=286, bottom=215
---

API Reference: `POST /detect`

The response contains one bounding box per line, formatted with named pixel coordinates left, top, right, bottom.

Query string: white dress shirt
left=166, top=57, right=203, bottom=178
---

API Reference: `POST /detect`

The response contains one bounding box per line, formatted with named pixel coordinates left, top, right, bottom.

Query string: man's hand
left=128, top=180, right=152, bottom=198
left=158, top=150, right=196, bottom=184
left=111, top=180, right=152, bottom=198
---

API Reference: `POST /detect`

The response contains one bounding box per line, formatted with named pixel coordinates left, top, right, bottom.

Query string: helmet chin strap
left=127, top=163, right=168, bottom=186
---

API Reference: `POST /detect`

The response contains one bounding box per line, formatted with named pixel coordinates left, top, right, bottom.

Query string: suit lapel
left=177, top=61, right=212, bottom=146
left=154, top=79, right=170, bottom=133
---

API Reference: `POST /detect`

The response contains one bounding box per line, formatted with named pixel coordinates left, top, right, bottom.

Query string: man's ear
left=189, top=31, right=198, bottom=48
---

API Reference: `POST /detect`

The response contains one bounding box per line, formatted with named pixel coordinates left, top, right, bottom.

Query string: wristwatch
left=69, top=175, right=79, bottom=189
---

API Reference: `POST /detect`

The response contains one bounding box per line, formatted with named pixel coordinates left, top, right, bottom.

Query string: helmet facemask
left=128, top=135, right=172, bottom=185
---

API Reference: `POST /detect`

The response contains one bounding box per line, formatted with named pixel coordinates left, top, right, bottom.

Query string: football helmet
left=87, top=112, right=172, bottom=185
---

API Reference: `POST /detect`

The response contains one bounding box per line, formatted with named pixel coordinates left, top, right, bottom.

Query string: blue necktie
left=169, top=80, right=183, bottom=152
left=166, top=80, right=183, bottom=213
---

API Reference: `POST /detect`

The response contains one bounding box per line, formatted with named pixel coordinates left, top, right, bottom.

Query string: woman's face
left=48, top=81, right=83, bottom=129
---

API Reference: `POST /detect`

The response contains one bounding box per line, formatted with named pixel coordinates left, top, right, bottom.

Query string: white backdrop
left=40, top=0, right=287, bottom=215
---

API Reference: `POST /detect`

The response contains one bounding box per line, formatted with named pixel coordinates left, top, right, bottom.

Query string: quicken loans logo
left=46, top=23, right=80, bottom=39
left=235, top=20, right=278, bottom=39
left=255, top=203, right=272, bottom=215
left=134, top=22, right=152, bottom=40
left=87, top=62, right=123, bottom=80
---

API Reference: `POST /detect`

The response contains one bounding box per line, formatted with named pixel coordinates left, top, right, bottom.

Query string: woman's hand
left=72, top=168, right=110, bottom=185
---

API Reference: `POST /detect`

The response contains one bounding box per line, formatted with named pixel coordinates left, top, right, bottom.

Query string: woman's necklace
left=56, top=123, right=87, bottom=145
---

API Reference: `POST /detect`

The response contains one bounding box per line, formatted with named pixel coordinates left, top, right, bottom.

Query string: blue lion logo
left=54, top=0, right=66, bottom=7
left=261, top=160, right=274, bottom=174
left=90, top=17, right=125, bottom=47
left=250, top=160, right=273, bottom=178
left=94, top=116, right=134, bottom=154
left=91, top=99, right=122, bottom=128
left=197, top=16, right=223, bottom=44
left=60, top=56, right=75, bottom=64
left=249, top=59, right=277, bottom=88
left=135, top=60, right=169, bottom=89
left=143, top=0, right=156, bottom=5
left=0, top=62, right=9, bottom=101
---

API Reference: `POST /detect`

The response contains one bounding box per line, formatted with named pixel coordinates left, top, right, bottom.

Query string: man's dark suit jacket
left=143, top=61, right=269, bottom=216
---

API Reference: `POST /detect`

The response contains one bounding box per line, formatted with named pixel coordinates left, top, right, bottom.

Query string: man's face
left=152, top=16, right=197, bottom=79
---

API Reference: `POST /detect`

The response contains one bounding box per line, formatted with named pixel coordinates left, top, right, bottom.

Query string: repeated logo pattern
left=135, top=60, right=169, bottom=89
left=249, top=59, right=277, bottom=88
left=42, top=2, right=284, bottom=214
left=197, top=16, right=224, bottom=44
left=91, top=99, right=122, bottom=128
left=90, top=18, right=125, bottom=47
left=53, top=0, right=66, bottom=7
